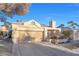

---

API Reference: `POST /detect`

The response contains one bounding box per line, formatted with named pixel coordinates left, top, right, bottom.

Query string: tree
left=0, top=3, right=31, bottom=28
left=58, top=24, right=64, bottom=28
left=0, top=3, right=31, bottom=43
left=0, top=3, right=31, bottom=17
left=0, top=16, right=7, bottom=22
left=4, top=22, right=11, bottom=29
left=67, top=21, right=79, bottom=29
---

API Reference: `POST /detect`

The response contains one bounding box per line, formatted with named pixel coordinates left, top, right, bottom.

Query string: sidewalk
left=0, top=40, right=12, bottom=56
left=35, top=42, right=79, bottom=55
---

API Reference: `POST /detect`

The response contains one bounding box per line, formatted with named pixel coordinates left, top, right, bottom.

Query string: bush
left=0, top=31, right=3, bottom=36
left=51, top=35, right=58, bottom=39
left=59, top=36, right=66, bottom=39
left=62, top=30, right=72, bottom=38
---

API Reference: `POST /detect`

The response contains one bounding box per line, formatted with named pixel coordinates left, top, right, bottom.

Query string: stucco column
left=44, top=28, right=48, bottom=40
left=73, top=30, right=76, bottom=40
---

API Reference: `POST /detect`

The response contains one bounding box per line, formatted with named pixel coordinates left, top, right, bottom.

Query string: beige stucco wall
left=12, top=30, right=43, bottom=43
left=12, top=22, right=44, bottom=43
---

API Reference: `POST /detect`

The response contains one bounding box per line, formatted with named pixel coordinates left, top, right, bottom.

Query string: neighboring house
left=72, top=29, right=79, bottom=40
left=0, top=26, right=8, bottom=32
left=61, top=27, right=72, bottom=31
left=57, top=27, right=72, bottom=31
left=11, top=19, right=61, bottom=43
left=0, top=26, right=8, bottom=38
left=58, top=26, right=79, bottom=40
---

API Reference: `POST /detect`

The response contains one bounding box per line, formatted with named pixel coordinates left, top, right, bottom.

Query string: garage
left=12, top=30, right=44, bottom=43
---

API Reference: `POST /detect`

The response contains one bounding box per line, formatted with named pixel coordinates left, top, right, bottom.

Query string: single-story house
left=11, top=19, right=61, bottom=43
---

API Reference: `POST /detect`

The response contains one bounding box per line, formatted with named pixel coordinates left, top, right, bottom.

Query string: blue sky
left=1, top=3, right=79, bottom=26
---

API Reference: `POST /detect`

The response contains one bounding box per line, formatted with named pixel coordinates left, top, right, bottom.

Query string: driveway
left=0, top=40, right=12, bottom=56
left=12, top=42, right=79, bottom=56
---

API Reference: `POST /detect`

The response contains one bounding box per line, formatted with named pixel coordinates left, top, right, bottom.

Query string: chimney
left=49, top=20, right=56, bottom=28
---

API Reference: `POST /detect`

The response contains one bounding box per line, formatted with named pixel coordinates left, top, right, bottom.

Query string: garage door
left=12, top=30, right=44, bottom=43
left=25, top=31, right=44, bottom=42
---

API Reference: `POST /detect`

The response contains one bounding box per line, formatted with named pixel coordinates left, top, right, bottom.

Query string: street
left=12, top=42, right=79, bottom=56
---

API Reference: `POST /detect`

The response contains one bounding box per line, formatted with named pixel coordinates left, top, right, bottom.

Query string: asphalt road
left=12, top=42, right=79, bottom=56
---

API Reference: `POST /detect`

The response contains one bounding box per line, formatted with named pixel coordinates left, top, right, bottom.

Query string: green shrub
left=62, top=30, right=72, bottom=38
left=0, top=30, right=3, bottom=36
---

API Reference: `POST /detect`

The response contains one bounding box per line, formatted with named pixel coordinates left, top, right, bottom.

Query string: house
left=58, top=26, right=79, bottom=40
left=0, top=26, right=8, bottom=32
left=59, top=27, right=72, bottom=31
left=72, top=29, right=79, bottom=40
left=11, top=19, right=61, bottom=43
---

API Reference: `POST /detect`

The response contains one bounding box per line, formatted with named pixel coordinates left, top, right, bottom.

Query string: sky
left=1, top=3, right=79, bottom=26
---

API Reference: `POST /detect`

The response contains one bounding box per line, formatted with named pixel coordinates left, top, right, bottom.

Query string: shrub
left=0, top=30, right=3, bottom=36
left=62, top=30, right=72, bottom=38
left=51, top=35, right=58, bottom=39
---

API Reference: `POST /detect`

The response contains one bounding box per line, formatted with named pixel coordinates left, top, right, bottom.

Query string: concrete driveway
left=0, top=40, right=12, bottom=56
left=12, top=42, right=79, bottom=56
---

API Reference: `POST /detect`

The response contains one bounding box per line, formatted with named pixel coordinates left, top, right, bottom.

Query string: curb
left=35, top=42, right=79, bottom=55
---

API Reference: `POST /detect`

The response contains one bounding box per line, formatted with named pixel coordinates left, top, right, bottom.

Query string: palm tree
left=67, top=21, right=79, bottom=29
left=58, top=24, right=64, bottom=28
left=67, top=21, right=79, bottom=40
left=4, top=22, right=11, bottom=28
left=68, top=21, right=75, bottom=29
